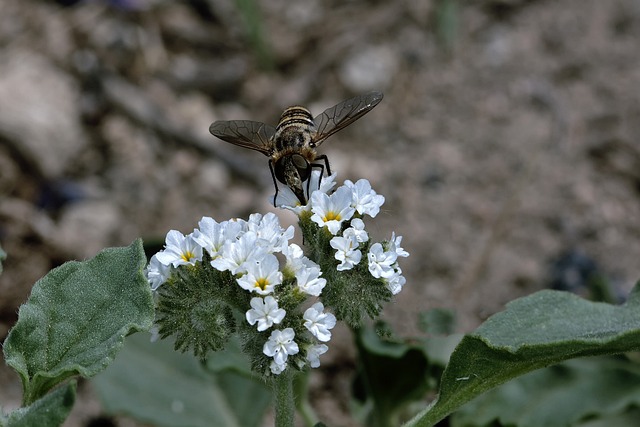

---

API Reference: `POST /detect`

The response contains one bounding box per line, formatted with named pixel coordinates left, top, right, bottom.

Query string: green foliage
left=92, top=333, right=272, bottom=427
left=404, top=282, right=640, bottom=426
left=3, top=221, right=638, bottom=427
left=418, top=308, right=456, bottom=335
left=578, top=408, right=640, bottom=427
left=321, top=262, right=392, bottom=327
left=452, top=356, right=640, bottom=427
left=3, top=239, right=154, bottom=407
left=353, top=325, right=441, bottom=427
left=156, top=255, right=242, bottom=360
left=155, top=253, right=315, bottom=374
left=4, top=382, right=76, bottom=427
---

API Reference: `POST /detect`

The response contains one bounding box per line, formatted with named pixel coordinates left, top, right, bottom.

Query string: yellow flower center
left=181, top=251, right=194, bottom=262
left=255, top=277, right=269, bottom=291
left=323, top=211, right=340, bottom=222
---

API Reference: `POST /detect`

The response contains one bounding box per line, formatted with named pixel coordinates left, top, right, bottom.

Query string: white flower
left=295, top=265, right=326, bottom=296
left=281, top=243, right=326, bottom=295
left=236, top=253, right=283, bottom=295
left=367, top=242, right=398, bottom=279
left=247, top=212, right=294, bottom=252
left=155, top=230, right=203, bottom=267
left=385, top=269, right=406, bottom=295
left=305, top=344, right=328, bottom=368
left=227, top=217, right=249, bottom=235
left=310, top=186, right=355, bottom=235
left=192, top=217, right=242, bottom=259
left=282, top=243, right=304, bottom=267
left=303, top=302, right=336, bottom=342
left=191, top=217, right=222, bottom=257
left=246, top=296, right=286, bottom=331
left=282, top=243, right=307, bottom=276
left=275, top=185, right=304, bottom=211
left=314, top=171, right=337, bottom=194
left=344, top=179, right=385, bottom=218
left=330, top=234, right=362, bottom=271
left=210, top=231, right=266, bottom=274
left=343, top=218, right=369, bottom=244
left=146, top=253, right=171, bottom=290
left=263, top=328, right=299, bottom=365
left=389, top=232, right=409, bottom=258
left=270, top=360, right=287, bottom=375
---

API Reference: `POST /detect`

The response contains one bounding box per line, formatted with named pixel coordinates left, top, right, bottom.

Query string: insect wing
left=209, top=120, right=276, bottom=156
left=313, top=91, right=383, bottom=146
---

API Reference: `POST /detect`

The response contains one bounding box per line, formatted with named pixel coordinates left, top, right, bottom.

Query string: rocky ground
left=1, top=0, right=639, bottom=426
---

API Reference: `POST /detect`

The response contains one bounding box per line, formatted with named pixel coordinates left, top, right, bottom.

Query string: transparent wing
left=209, top=120, right=276, bottom=156
left=313, top=91, right=383, bottom=146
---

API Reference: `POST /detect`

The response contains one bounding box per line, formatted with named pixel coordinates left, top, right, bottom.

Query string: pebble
left=0, top=50, right=87, bottom=178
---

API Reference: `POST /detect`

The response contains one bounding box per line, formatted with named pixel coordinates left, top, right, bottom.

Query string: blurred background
left=1, top=0, right=639, bottom=425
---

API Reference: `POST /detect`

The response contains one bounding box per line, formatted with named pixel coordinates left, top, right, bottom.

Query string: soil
left=1, top=0, right=639, bottom=426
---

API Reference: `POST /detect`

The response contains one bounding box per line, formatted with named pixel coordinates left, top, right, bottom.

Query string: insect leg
left=315, top=154, right=331, bottom=176
left=268, top=160, right=279, bottom=206
left=306, top=163, right=323, bottom=199
left=307, top=154, right=332, bottom=198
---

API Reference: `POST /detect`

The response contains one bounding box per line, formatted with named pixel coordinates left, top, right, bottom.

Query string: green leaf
left=3, top=239, right=154, bottom=405
left=418, top=308, right=456, bottom=335
left=6, top=381, right=76, bottom=427
left=353, top=326, right=436, bottom=427
left=452, top=357, right=640, bottom=427
left=405, top=282, right=640, bottom=427
left=92, top=333, right=271, bottom=427
left=577, top=407, right=640, bottom=427
left=205, top=335, right=253, bottom=375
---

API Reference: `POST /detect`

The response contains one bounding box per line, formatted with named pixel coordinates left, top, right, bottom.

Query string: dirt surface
left=1, top=0, right=640, bottom=426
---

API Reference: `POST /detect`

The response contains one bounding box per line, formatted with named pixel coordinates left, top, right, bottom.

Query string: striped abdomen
left=276, top=106, right=314, bottom=131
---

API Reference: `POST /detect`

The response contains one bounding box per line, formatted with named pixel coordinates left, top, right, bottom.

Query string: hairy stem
left=273, top=370, right=295, bottom=427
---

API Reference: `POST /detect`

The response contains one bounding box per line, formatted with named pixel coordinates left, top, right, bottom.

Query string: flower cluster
left=279, top=172, right=408, bottom=296
left=146, top=172, right=409, bottom=376
left=147, top=212, right=336, bottom=374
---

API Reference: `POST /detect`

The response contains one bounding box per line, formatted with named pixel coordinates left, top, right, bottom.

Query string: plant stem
left=273, top=370, right=295, bottom=427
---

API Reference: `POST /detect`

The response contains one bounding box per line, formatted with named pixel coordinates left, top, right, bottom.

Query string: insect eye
left=291, top=153, right=308, bottom=169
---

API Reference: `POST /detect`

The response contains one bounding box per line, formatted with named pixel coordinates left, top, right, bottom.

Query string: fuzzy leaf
left=405, top=282, right=640, bottom=427
left=6, top=381, right=76, bottom=427
left=451, top=357, right=640, bottom=427
left=3, top=239, right=154, bottom=405
left=92, top=333, right=271, bottom=427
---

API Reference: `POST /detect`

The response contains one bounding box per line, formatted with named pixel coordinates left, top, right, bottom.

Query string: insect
left=209, top=91, right=383, bottom=206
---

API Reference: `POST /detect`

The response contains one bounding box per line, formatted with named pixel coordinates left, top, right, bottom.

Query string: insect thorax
left=272, top=106, right=317, bottom=159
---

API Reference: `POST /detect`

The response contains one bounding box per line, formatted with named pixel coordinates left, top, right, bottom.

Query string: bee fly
left=209, top=91, right=383, bottom=206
